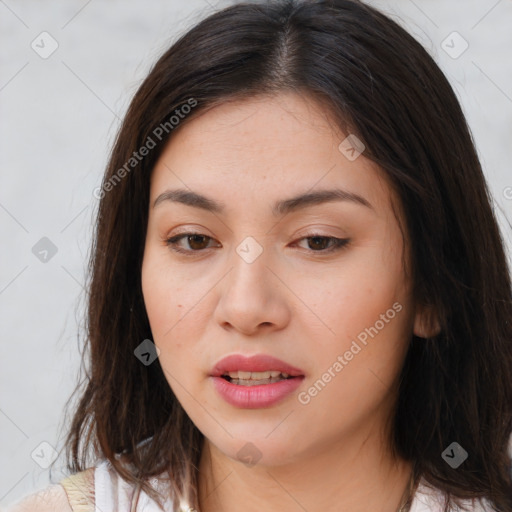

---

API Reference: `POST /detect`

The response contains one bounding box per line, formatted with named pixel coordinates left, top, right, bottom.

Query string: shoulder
left=5, top=483, right=73, bottom=512
left=410, top=478, right=492, bottom=512
left=6, top=467, right=95, bottom=512
left=6, top=461, right=174, bottom=512
left=59, top=466, right=95, bottom=510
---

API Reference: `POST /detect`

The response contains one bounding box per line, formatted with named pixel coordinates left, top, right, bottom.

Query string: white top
left=93, top=459, right=489, bottom=512
left=94, top=459, right=175, bottom=511
left=5, top=458, right=492, bottom=511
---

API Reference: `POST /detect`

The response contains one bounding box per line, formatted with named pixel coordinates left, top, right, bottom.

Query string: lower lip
left=211, top=376, right=304, bottom=409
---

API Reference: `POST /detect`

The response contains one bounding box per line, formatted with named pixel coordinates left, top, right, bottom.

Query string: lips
left=210, top=354, right=305, bottom=408
left=210, top=354, right=305, bottom=378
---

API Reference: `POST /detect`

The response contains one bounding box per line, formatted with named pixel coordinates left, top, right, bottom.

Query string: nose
left=213, top=245, right=291, bottom=336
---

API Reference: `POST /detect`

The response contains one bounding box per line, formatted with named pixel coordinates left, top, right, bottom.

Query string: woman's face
left=142, top=92, right=429, bottom=466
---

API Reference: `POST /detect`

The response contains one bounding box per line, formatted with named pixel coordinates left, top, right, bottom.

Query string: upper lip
left=211, top=354, right=305, bottom=377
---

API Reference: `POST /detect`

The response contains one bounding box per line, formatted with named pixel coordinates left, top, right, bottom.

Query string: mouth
left=211, top=355, right=305, bottom=408
left=210, top=354, right=305, bottom=407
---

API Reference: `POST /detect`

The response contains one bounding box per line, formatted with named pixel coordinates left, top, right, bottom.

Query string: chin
left=207, top=433, right=304, bottom=469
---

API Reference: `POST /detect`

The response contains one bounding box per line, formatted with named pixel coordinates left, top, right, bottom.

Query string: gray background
left=1, top=0, right=511, bottom=508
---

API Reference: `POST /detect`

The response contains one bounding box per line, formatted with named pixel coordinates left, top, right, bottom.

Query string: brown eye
left=306, top=236, right=330, bottom=251
left=186, top=234, right=211, bottom=250
left=165, top=233, right=218, bottom=254
left=295, top=235, right=350, bottom=253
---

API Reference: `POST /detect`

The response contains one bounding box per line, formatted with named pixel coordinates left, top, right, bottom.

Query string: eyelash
left=164, top=232, right=350, bottom=256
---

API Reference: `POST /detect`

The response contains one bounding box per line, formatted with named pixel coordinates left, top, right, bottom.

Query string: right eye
left=164, top=232, right=219, bottom=254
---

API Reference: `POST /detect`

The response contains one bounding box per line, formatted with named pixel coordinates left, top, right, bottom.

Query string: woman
left=9, top=0, right=512, bottom=510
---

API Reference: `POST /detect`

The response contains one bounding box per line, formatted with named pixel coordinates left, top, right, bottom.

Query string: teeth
left=225, top=370, right=290, bottom=380
left=231, top=377, right=285, bottom=386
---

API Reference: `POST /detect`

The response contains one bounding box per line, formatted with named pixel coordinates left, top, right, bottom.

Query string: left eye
left=294, top=235, right=349, bottom=252
left=164, top=233, right=350, bottom=255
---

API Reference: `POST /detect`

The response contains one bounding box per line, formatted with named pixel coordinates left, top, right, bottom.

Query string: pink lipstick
left=210, top=354, right=305, bottom=409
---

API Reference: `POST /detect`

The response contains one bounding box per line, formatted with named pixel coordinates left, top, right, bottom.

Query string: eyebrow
left=152, top=187, right=373, bottom=216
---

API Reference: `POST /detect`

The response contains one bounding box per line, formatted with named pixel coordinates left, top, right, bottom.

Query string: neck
left=197, top=424, right=414, bottom=512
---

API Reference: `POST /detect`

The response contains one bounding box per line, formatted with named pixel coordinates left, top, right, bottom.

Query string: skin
left=141, top=92, right=438, bottom=512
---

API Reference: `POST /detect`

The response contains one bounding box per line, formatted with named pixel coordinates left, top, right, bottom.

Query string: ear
left=413, top=303, right=441, bottom=338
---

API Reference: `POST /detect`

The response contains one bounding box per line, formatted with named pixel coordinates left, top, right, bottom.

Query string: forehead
left=149, top=92, right=395, bottom=216
left=160, top=93, right=342, bottom=166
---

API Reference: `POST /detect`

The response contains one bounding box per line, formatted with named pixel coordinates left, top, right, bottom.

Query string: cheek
left=297, top=288, right=412, bottom=443
left=294, top=237, right=413, bottom=391
left=141, top=250, right=184, bottom=361
left=295, top=251, right=408, bottom=345
left=141, top=249, right=209, bottom=395
left=141, top=243, right=195, bottom=338
left=141, top=260, right=176, bottom=336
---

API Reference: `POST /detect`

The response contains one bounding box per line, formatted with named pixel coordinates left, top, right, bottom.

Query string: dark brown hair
left=60, top=1, right=512, bottom=510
